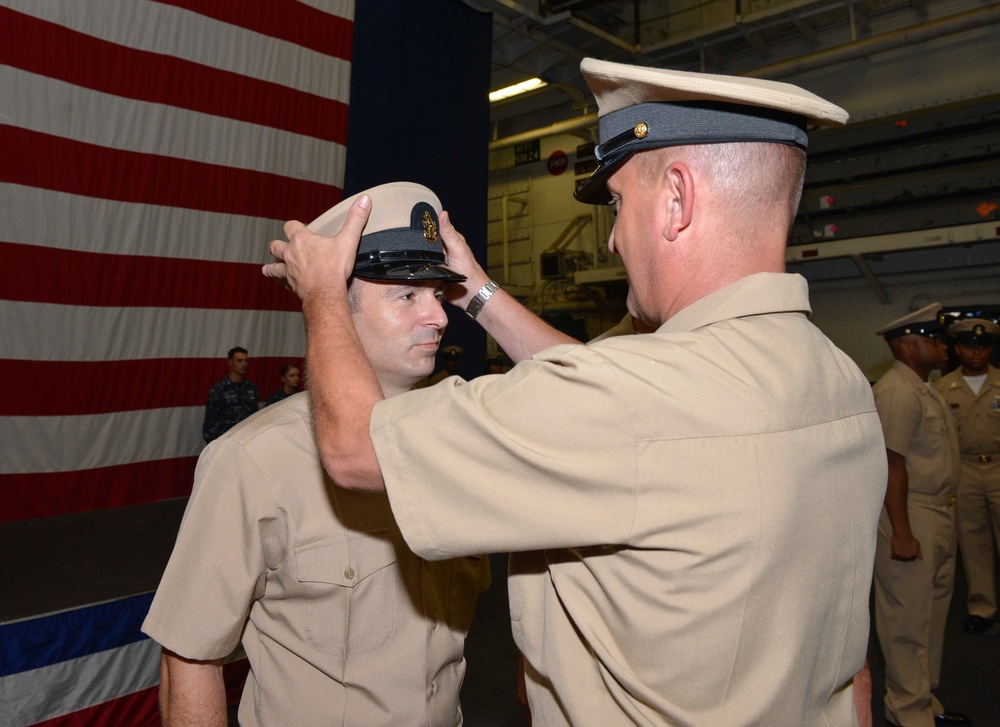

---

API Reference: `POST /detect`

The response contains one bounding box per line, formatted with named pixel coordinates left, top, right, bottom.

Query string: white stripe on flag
left=1, top=66, right=346, bottom=183
left=1, top=184, right=290, bottom=262
left=1, top=406, right=206, bottom=474
left=5, top=301, right=305, bottom=361
left=0, top=638, right=160, bottom=727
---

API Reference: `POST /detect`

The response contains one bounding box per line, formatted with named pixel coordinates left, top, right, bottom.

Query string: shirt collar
left=658, top=272, right=812, bottom=334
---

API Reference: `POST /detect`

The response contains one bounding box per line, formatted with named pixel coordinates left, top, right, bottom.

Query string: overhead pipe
left=489, top=112, right=597, bottom=151
left=750, top=3, right=1000, bottom=79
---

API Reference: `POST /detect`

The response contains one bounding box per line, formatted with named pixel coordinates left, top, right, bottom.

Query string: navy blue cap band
left=882, top=321, right=948, bottom=341
left=576, top=100, right=808, bottom=205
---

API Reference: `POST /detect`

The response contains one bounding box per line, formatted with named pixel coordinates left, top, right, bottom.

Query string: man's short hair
left=228, top=346, right=248, bottom=359
left=346, top=277, right=362, bottom=314
left=633, top=142, right=806, bottom=234
left=280, top=363, right=299, bottom=376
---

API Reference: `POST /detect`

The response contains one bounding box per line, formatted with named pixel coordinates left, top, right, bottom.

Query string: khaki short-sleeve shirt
left=143, top=394, right=489, bottom=727
left=874, top=360, right=960, bottom=496
left=935, top=365, right=1000, bottom=455
left=373, top=273, right=886, bottom=726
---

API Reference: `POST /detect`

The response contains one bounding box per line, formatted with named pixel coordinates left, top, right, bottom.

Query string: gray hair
left=634, top=142, right=806, bottom=234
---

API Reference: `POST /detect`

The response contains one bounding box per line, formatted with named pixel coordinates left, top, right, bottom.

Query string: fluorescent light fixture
left=489, top=78, right=548, bottom=103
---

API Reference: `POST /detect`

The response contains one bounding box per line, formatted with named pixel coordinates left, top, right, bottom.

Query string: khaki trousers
left=874, top=495, right=957, bottom=727
left=957, top=459, right=1000, bottom=618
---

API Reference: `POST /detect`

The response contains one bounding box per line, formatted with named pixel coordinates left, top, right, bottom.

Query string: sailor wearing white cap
left=872, top=304, right=969, bottom=727
left=935, top=318, right=1000, bottom=639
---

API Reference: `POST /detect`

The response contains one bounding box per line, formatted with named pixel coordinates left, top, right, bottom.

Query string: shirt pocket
left=923, top=414, right=945, bottom=434
left=296, top=531, right=398, bottom=656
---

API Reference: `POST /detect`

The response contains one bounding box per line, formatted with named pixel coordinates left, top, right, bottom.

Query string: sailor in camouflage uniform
left=202, top=346, right=259, bottom=443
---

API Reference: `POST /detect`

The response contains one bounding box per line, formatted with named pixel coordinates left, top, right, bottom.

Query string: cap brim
left=574, top=155, right=629, bottom=204
left=353, top=261, right=467, bottom=282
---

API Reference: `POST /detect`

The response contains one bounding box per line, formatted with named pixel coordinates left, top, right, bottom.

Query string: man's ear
left=663, top=161, right=694, bottom=242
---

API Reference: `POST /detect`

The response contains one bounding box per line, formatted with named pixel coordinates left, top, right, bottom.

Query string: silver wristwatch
left=465, top=279, right=500, bottom=320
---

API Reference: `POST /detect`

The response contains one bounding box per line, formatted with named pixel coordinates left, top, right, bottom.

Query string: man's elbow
left=319, top=450, right=385, bottom=493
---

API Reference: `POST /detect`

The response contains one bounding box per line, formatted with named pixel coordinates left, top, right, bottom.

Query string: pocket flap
left=296, top=531, right=397, bottom=586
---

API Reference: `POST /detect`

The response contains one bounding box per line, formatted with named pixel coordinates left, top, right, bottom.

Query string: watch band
left=465, top=279, right=500, bottom=320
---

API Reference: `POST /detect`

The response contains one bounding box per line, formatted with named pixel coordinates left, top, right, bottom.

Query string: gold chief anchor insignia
left=423, top=211, right=438, bottom=244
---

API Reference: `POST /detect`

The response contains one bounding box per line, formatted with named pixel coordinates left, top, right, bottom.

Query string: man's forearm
left=469, top=286, right=578, bottom=363
left=159, top=650, right=226, bottom=727
left=303, top=291, right=386, bottom=492
left=883, top=449, right=911, bottom=537
left=437, top=211, right=577, bottom=362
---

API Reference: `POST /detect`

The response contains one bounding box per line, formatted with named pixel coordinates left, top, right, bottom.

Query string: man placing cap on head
left=143, top=182, right=489, bottom=727
left=935, top=318, right=1000, bottom=638
left=266, top=60, right=885, bottom=726
left=872, top=304, right=969, bottom=727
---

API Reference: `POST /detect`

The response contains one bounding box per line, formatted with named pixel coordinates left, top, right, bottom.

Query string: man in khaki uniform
left=266, top=60, right=886, bottom=725
left=872, top=304, right=967, bottom=727
left=143, top=183, right=489, bottom=727
left=935, top=318, right=1000, bottom=635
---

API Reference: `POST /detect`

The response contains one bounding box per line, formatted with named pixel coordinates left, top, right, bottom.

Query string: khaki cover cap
left=950, top=317, right=999, bottom=344
left=575, top=58, right=848, bottom=204
left=581, top=58, right=848, bottom=124
left=308, top=182, right=465, bottom=282
left=875, top=303, right=947, bottom=341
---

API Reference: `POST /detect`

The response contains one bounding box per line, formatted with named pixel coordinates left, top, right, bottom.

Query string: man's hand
left=438, top=210, right=490, bottom=309
left=262, top=194, right=373, bottom=301
left=890, top=532, right=923, bottom=562
left=884, top=449, right=922, bottom=562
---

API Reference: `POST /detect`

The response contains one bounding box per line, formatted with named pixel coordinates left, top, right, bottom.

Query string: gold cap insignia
left=634, top=122, right=648, bottom=139
left=974, top=324, right=985, bottom=336
left=423, top=210, right=438, bottom=244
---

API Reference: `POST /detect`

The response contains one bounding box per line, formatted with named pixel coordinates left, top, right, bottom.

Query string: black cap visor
left=954, top=332, right=995, bottom=347
left=882, top=321, right=948, bottom=341
left=353, top=250, right=466, bottom=282
left=574, top=150, right=635, bottom=205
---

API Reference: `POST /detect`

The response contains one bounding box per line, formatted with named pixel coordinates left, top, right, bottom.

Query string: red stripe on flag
left=0, top=125, right=341, bottom=221
left=0, top=242, right=302, bottom=311
left=0, top=458, right=199, bottom=523
left=154, top=0, right=353, bottom=60
left=1, top=357, right=304, bottom=416
left=0, top=6, right=349, bottom=144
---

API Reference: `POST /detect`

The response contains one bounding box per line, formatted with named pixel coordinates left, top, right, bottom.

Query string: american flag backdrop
left=0, top=0, right=354, bottom=523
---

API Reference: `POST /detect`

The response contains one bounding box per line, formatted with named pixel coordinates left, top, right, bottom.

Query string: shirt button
left=344, top=567, right=355, bottom=580
left=430, top=682, right=437, bottom=695
left=430, top=619, right=438, bottom=630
